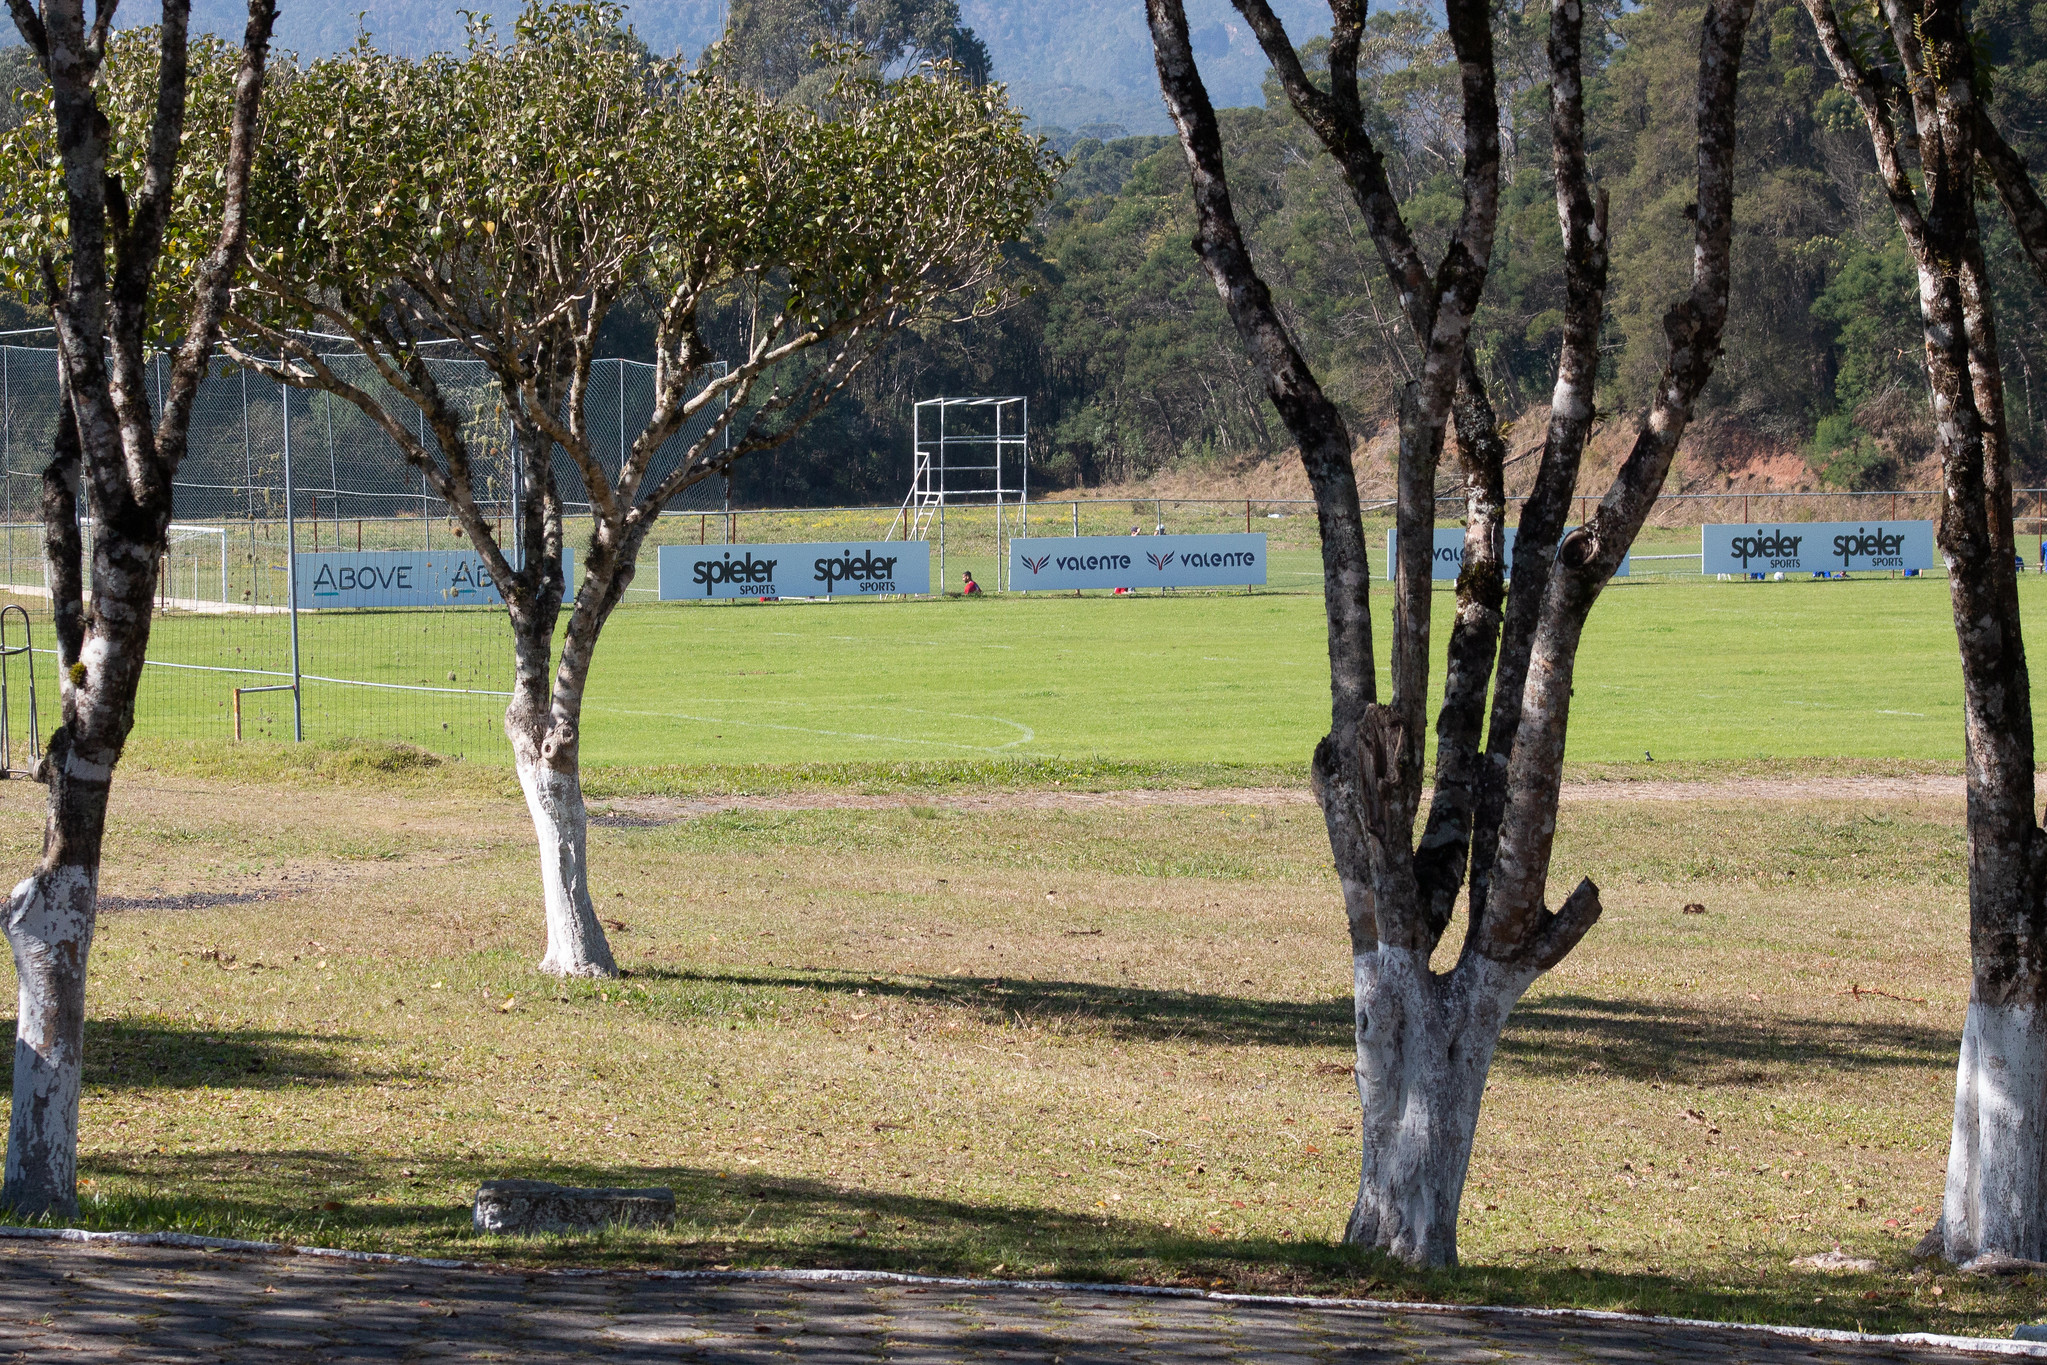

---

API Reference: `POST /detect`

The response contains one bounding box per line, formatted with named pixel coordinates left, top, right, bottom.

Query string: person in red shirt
left=962, top=571, right=983, bottom=596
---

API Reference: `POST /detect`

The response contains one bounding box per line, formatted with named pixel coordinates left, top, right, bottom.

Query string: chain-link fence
left=0, top=344, right=727, bottom=759
left=0, top=333, right=2007, bottom=767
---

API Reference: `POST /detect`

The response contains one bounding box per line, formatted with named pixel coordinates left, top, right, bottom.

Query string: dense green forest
left=729, top=0, right=2047, bottom=506
left=4, top=0, right=2044, bottom=506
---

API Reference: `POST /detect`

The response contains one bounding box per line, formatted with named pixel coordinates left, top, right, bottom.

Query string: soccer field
left=95, top=571, right=2041, bottom=769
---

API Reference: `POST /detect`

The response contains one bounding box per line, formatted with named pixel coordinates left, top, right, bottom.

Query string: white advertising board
left=657, top=541, right=931, bottom=600
left=1386, top=527, right=1629, bottom=580
left=1007, top=533, right=1267, bottom=591
left=293, top=549, right=565, bottom=609
left=1701, top=521, right=1933, bottom=575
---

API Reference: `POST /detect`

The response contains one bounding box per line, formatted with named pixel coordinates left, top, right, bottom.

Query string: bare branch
left=1481, top=0, right=1758, bottom=959
left=156, top=0, right=279, bottom=480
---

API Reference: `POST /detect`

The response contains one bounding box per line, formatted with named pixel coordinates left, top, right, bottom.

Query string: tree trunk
left=2, top=857, right=98, bottom=1219
left=1941, top=1001, right=2047, bottom=1261
left=513, top=742, right=616, bottom=980
left=1802, top=0, right=2043, bottom=1265
left=1152, top=0, right=1749, bottom=1270
left=1347, top=947, right=1529, bottom=1265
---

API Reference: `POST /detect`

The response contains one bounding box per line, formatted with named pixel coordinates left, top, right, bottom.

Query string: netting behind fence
left=0, top=346, right=728, bottom=758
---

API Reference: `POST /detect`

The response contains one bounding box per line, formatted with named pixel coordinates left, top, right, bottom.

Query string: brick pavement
left=0, top=1236, right=2036, bottom=1363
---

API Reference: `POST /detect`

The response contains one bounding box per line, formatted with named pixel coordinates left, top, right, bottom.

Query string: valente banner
left=1387, top=527, right=1630, bottom=581
left=1008, top=534, right=1267, bottom=591
left=657, top=541, right=931, bottom=600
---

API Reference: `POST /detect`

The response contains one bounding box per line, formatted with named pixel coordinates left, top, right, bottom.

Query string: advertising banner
left=657, top=541, right=931, bottom=600
left=293, top=549, right=564, bottom=609
left=1008, top=533, right=1267, bottom=591
left=1702, top=520, right=1934, bottom=575
left=1386, top=527, right=1628, bottom=581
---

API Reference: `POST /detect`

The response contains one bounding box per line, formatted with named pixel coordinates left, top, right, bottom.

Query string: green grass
left=18, top=568, right=2017, bottom=770
left=111, top=573, right=2023, bottom=767
left=6, top=768, right=2037, bottom=1336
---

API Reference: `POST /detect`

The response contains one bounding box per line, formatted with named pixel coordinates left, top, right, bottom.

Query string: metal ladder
left=0, top=603, right=40, bottom=778
left=886, top=449, right=941, bottom=542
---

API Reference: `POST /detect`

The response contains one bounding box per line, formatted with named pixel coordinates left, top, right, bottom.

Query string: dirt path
left=601, top=774, right=1982, bottom=823
left=0, top=1235, right=2026, bottom=1363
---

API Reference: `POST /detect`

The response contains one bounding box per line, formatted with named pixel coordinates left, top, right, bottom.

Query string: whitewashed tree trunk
left=1938, top=1002, right=2047, bottom=1263
left=1347, top=949, right=1530, bottom=1264
left=0, top=0, right=277, bottom=1219
left=1802, top=0, right=2047, bottom=1266
left=2, top=863, right=97, bottom=1218
left=514, top=744, right=617, bottom=979
left=1150, top=0, right=1752, bottom=1268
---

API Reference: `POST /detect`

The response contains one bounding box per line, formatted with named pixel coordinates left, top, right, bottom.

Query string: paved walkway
left=0, top=1236, right=2035, bottom=1363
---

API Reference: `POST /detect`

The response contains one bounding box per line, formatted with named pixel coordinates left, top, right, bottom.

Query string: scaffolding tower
left=888, top=396, right=1028, bottom=591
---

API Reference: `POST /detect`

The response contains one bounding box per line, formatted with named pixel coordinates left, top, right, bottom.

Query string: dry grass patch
left=0, top=765, right=2033, bottom=1337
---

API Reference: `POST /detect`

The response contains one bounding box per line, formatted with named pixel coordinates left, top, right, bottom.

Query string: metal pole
left=282, top=384, right=303, bottom=742
left=418, top=406, right=430, bottom=549
left=324, top=390, right=339, bottom=539
left=938, top=502, right=946, bottom=598
left=1020, top=397, right=1029, bottom=531
left=994, top=394, right=1003, bottom=593
left=3, top=346, right=10, bottom=589
left=242, top=368, right=253, bottom=519
left=1073, top=500, right=1079, bottom=537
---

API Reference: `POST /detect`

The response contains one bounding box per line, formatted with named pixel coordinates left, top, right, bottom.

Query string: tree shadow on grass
left=629, top=970, right=1961, bottom=1082
left=0, top=1018, right=364, bottom=1092
left=630, top=966, right=1352, bottom=1048
left=54, top=1148, right=2037, bottom=1340
left=1499, top=993, right=1957, bottom=1087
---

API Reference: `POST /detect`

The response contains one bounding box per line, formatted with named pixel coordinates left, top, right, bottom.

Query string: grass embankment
left=0, top=744, right=2028, bottom=1338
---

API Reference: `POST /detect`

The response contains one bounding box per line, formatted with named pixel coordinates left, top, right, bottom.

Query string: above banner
left=293, top=549, right=564, bottom=609
left=1387, top=527, right=1628, bottom=581
left=1008, top=533, right=1266, bottom=591
left=657, top=541, right=931, bottom=600
left=1702, top=520, right=1934, bottom=575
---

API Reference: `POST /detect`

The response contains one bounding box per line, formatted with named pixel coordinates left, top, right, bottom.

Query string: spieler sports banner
left=1701, top=520, right=1934, bottom=575
left=292, top=549, right=566, bottom=609
left=1386, top=527, right=1629, bottom=581
left=1007, top=533, right=1267, bottom=591
left=657, top=541, right=931, bottom=600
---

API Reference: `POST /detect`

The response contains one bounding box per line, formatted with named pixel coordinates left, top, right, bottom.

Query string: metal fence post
left=282, top=384, right=303, bottom=742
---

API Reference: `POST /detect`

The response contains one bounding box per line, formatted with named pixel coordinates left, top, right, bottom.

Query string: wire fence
left=0, top=343, right=728, bottom=759
left=0, top=334, right=2005, bottom=764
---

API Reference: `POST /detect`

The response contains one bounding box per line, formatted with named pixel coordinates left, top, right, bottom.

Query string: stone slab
left=471, top=1180, right=675, bottom=1235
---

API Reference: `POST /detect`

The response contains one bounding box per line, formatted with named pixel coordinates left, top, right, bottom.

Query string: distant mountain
left=162, top=0, right=1323, bottom=132
left=959, top=0, right=1326, bottom=133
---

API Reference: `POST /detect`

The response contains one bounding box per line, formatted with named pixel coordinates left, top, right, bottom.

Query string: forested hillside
left=7, top=0, right=2045, bottom=506
left=728, top=0, right=2047, bottom=507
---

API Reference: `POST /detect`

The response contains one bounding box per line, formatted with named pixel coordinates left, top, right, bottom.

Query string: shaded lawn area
left=0, top=756, right=2028, bottom=1337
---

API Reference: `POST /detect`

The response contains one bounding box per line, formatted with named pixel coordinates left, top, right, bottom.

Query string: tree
left=1146, top=0, right=1755, bottom=1265
left=1801, top=0, right=2047, bottom=1268
left=0, top=0, right=276, bottom=1218
left=214, top=1, right=1053, bottom=977
left=722, top=0, right=991, bottom=98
